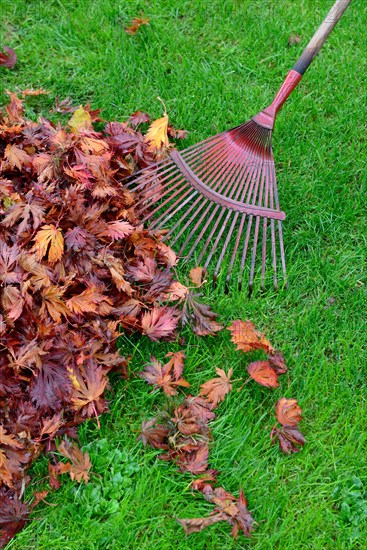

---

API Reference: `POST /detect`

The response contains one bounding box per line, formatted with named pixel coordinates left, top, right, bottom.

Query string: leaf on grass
left=139, top=356, right=189, bottom=396
left=189, top=267, right=205, bottom=286
left=165, top=350, right=185, bottom=380
left=57, top=439, right=92, bottom=482
left=228, top=320, right=274, bottom=354
left=68, top=364, right=108, bottom=418
left=145, top=114, right=169, bottom=151
left=0, top=47, right=17, bottom=69
left=125, top=17, right=150, bottom=35
left=129, top=111, right=150, bottom=126
left=271, top=426, right=305, bottom=454
left=199, top=368, right=233, bottom=406
left=141, top=306, right=180, bottom=341
left=0, top=495, right=29, bottom=548
left=177, top=513, right=225, bottom=534
left=247, top=360, right=279, bottom=388
left=268, top=351, right=288, bottom=374
left=32, top=224, right=64, bottom=265
left=177, top=444, right=209, bottom=474
left=182, top=292, right=223, bottom=336
left=138, top=418, right=169, bottom=450
left=275, top=398, right=302, bottom=427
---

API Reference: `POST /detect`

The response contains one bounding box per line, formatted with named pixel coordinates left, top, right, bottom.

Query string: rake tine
left=268, top=160, right=278, bottom=289
left=261, top=160, right=271, bottom=291
left=270, top=158, right=287, bottom=286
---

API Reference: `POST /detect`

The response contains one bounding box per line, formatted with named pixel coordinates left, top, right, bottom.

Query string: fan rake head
left=126, top=119, right=287, bottom=294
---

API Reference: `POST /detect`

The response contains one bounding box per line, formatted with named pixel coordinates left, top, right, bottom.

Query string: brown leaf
left=4, top=144, right=32, bottom=170
left=288, top=34, right=301, bottom=47
left=199, top=368, right=233, bottom=406
left=247, top=360, right=279, bottom=388
left=268, top=351, right=288, bottom=374
left=165, top=350, right=185, bottom=380
left=138, top=418, right=169, bottom=450
left=68, top=364, right=108, bottom=418
left=228, top=320, right=274, bottom=354
left=139, top=356, right=189, bottom=396
left=0, top=47, right=17, bottom=68
left=271, top=426, right=305, bottom=454
left=177, top=444, right=209, bottom=474
left=177, top=513, right=225, bottom=534
left=189, top=266, right=205, bottom=286
left=57, top=439, right=92, bottom=482
left=275, top=398, right=302, bottom=427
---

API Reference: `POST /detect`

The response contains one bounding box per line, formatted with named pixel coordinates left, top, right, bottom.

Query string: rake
left=127, top=0, right=352, bottom=294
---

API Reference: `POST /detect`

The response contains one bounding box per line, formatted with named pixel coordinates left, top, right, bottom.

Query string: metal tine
left=248, top=132, right=269, bottom=295
left=238, top=127, right=269, bottom=290
left=176, top=127, right=255, bottom=255
left=269, top=158, right=278, bottom=290
left=124, top=158, right=173, bottom=188
left=213, top=135, right=265, bottom=282
left=171, top=131, right=249, bottom=248
left=134, top=171, right=186, bottom=210
left=148, top=139, right=238, bottom=229
left=270, top=157, right=287, bottom=286
left=261, top=158, right=271, bottom=292
left=200, top=131, right=263, bottom=270
left=138, top=175, right=189, bottom=217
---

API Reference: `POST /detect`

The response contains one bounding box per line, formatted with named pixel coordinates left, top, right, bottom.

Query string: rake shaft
left=127, top=0, right=352, bottom=293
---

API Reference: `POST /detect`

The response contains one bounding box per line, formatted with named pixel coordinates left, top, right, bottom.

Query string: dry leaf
left=275, top=398, right=302, bottom=426
left=199, top=368, right=233, bottom=406
left=247, top=360, right=279, bottom=388
left=145, top=113, right=169, bottom=151
left=228, top=320, right=274, bottom=354
left=32, top=224, right=64, bottom=265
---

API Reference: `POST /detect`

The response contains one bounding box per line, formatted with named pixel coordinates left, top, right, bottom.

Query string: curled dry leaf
left=275, top=398, right=302, bottom=427
left=199, top=368, right=233, bottom=406
left=268, top=351, right=288, bottom=374
left=189, top=266, right=205, bottom=286
left=247, top=360, right=279, bottom=388
left=228, top=320, right=274, bottom=354
left=271, top=426, right=305, bottom=454
left=125, top=16, right=150, bottom=35
left=144, top=113, right=169, bottom=151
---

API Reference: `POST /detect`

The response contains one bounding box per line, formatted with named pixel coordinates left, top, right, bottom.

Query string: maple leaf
left=141, top=306, right=180, bottom=341
left=125, top=16, right=150, bottom=35
left=138, top=418, right=169, bottom=450
left=129, top=111, right=150, bottom=126
left=228, top=320, right=274, bottom=354
left=247, top=360, right=279, bottom=388
left=161, top=281, right=189, bottom=302
left=271, top=426, right=305, bottom=454
left=177, top=444, right=209, bottom=474
left=182, top=292, right=223, bottom=336
left=40, top=285, right=69, bottom=323
left=139, top=356, right=189, bottom=396
left=66, top=286, right=110, bottom=316
left=98, top=220, right=134, bottom=241
left=0, top=427, right=23, bottom=449
left=184, top=395, right=216, bottom=423
left=68, top=106, right=92, bottom=133
left=0, top=495, right=29, bottom=548
left=275, top=398, right=302, bottom=427
left=145, top=109, right=169, bottom=151
left=1, top=285, right=24, bottom=321
left=199, top=368, right=233, bottom=406
left=0, top=46, right=17, bottom=68
left=4, top=144, right=32, bottom=170
left=165, top=350, right=185, bottom=380
left=32, top=224, right=64, bottom=265
left=2, top=202, right=45, bottom=234
left=68, top=363, right=108, bottom=418
left=57, top=439, right=92, bottom=482
left=172, top=404, right=203, bottom=436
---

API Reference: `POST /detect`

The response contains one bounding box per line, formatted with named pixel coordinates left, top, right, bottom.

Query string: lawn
left=1, top=0, right=367, bottom=548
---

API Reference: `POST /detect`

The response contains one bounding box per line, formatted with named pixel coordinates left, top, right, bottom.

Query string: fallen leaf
left=228, top=320, right=274, bottom=354
left=199, top=368, right=233, bottom=406
left=141, top=306, right=180, bottom=341
left=125, top=16, right=150, bottom=35
left=189, top=266, right=205, bottom=286
left=275, top=398, right=302, bottom=427
left=177, top=513, right=225, bottom=534
left=32, top=224, right=64, bottom=265
left=57, top=439, right=92, bottom=482
left=145, top=112, right=169, bottom=151
left=0, top=47, right=17, bottom=69
left=247, top=360, right=279, bottom=388
left=68, top=106, right=92, bottom=134
left=271, top=426, right=305, bottom=454
left=268, top=351, right=288, bottom=374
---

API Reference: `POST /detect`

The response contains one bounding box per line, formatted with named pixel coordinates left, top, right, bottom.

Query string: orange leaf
left=125, top=16, right=150, bottom=35
left=57, top=439, right=92, bottom=483
left=32, top=224, right=64, bottom=265
left=228, top=320, right=274, bottom=354
left=189, top=266, right=205, bottom=286
left=199, top=368, right=233, bottom=406
left=247, top=360, right=278, bottom=388
left=275, top=398, right=302, bottom=426
left=4, top=143, right=32, bottom=170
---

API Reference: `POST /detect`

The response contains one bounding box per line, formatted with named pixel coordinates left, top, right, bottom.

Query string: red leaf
left=275, top=398, right=302, bottom=426
left=141, top=306, right=180, bottom=341
left=228, top=320, right=274, bottom=354
left=0, top=47, right=17, bottom=69
left=247, top=360, right=279, bottom=388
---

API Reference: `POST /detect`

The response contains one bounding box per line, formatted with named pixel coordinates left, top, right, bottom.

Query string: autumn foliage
left=0, top=90, right=220, bottom=545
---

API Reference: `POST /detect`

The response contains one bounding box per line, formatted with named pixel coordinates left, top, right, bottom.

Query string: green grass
left=1, top=0, right=367, bottom=548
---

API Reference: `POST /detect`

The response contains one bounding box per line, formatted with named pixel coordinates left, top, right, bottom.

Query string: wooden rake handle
left=293, top=0, right=353, bottom=75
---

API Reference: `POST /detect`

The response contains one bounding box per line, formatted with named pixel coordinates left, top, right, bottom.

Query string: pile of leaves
left=0, top=90, right=222, bottom=546
left=138, top=321, right=305, bottom=539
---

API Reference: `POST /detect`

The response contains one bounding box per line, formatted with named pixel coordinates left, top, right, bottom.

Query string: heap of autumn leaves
left=0, top=90, right=222, bottom=544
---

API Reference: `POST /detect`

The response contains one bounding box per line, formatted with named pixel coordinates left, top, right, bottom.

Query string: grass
left=1, top=0, right=367, bottom=548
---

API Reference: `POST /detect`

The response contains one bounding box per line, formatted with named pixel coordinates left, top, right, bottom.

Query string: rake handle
left=293, top=0, right=353, bottom=75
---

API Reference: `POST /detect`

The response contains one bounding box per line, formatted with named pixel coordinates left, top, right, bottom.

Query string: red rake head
left=127, top=119, right=287, bottom=294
